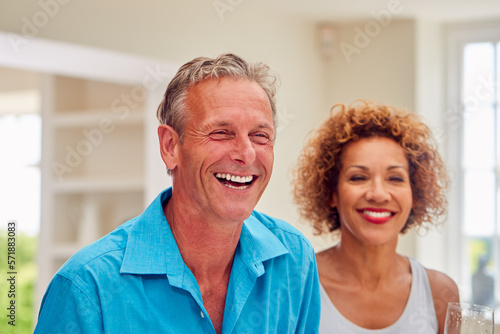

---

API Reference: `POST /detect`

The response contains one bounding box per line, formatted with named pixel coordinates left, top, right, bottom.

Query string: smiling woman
left=331, top=136, right=413, bottom=246
left=292, top=100, right=459, bottom=334
left=293, top=101, right=448, bottom=236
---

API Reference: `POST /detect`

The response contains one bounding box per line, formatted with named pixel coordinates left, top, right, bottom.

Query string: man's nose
left=230, top=136, right=256, bottom=165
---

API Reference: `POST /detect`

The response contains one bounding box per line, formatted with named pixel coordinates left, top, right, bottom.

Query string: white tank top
left=319, top=257, right=438, bottom=334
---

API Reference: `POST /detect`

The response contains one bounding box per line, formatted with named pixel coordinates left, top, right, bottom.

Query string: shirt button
left=200, top=311, right=205, bottom=318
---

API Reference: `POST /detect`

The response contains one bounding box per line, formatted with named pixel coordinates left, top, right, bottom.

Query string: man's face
left=172, top=77, right=274, bottom=224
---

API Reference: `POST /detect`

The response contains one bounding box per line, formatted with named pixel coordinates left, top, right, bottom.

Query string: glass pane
left=497, top=42, right=500, bottom=102
left=462, top=42, right=495, bottom=170
left=468, top=237, right=495, bottom=307
left=19, top=114, right=41, bottom=165
left=460, top=39, right=499, bottom=318
left=463, top=171, right=495, bottom=236
left=463, top=42, right=495, bottom=107
left=462, top=105, right=495, bottom=169
left=497, top=43, right=500, bottom=170
left=0, top=114, right=41, bottom=166
left=0, top=115, right=41, bottom=236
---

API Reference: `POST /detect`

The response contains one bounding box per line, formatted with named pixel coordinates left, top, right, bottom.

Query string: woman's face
left=331, top=136, right=413, bottom=246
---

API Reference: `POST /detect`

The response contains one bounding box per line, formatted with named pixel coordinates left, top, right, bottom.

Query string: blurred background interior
left=1, top=0, right=500, bottom=331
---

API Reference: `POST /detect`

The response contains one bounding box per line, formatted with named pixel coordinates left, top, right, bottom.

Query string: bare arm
left=426, top=268, right=460, bottom=334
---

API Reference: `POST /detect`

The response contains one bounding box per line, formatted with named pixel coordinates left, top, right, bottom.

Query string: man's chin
left=219, top=206, right=256, bottom=224
left=209, top=187, right=263, bottom=221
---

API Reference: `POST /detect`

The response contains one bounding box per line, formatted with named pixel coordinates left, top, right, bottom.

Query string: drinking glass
left=444, top=302, right=494, bottom=334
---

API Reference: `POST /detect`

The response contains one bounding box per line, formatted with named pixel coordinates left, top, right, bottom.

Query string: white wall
left=0, top=2, right=462, bottom=261
left=325, top=19, right=416, bottom=109
left=414, top=20, right=450, bottom=273
left=0, top=0, right=329, bottom=246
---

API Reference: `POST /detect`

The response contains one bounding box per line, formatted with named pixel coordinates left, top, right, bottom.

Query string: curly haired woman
left=293, top=101, right=459, bottom=333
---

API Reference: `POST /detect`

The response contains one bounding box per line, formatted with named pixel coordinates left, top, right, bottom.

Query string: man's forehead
left=186, top=78, right=272, bottom=115
left=187, top=77, right=268, bottom=102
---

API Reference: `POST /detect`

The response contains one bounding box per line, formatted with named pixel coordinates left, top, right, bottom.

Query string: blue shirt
left=35, top=188, right=320, bottom=333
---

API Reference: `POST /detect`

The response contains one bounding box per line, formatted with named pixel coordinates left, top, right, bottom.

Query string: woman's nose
left=365, top=178, right=391, bottom=202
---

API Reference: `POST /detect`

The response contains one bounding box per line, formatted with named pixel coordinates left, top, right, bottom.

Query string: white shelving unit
left=40, top=74, right=147, bottom=276
left=0, top=33, right=176, bottom=317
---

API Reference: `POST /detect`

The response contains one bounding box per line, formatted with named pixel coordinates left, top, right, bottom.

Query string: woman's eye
left=349, top=175, right=366, bottom=182
left=389, top=176, right=405, bottom=182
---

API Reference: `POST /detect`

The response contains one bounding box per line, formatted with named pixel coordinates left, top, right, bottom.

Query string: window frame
left=446, top=21, right=500, bottom=307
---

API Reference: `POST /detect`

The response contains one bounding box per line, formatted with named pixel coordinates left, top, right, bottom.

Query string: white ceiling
left=254, top=0, right=500, bottom=23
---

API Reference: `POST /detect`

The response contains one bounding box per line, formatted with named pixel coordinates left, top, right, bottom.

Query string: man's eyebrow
left=257, top=122, right=274, bottom=131
left=212, top=121, right=230, bottom=127
left=208, top=121, right=274, bottom=131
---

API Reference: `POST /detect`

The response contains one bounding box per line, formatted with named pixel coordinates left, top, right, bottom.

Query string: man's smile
left=215, top=172, right=256, bottom=189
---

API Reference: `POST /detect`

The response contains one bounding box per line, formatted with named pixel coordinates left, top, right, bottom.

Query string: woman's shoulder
left=424, top=266, right=460, bottom=333
left=425, top=267, right=460, bottom=301
left=315, top=247, right=340, bottom=273
left=407, top=257, right=458, bottom=298
left=316, top=247, right=334, bottom=260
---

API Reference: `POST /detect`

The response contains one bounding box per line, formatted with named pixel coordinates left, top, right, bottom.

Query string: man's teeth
left=362, top=210, right=392, bottom=218
left=215, top=173, right=253, bottom=184
left=225, top=184, right=249, bottom=190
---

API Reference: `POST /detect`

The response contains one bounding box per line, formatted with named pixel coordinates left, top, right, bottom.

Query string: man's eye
left=210, top=131, right=231, bottom=140
left=251, top=133, right=271, bottom=144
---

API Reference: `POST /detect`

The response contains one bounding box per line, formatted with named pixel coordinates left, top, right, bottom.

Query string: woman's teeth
left=362, top=210, right=392, bottom=218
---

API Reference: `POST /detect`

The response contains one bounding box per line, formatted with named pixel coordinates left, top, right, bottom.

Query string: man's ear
left=158, top=124, right=180, bottom=171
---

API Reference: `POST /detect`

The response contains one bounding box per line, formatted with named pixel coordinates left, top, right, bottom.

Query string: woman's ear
left=330, top=192, right=338, bottom=208
left=158, top=124, right=180, bottom=172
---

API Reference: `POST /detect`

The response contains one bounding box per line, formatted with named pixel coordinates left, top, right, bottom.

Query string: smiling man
left=35, top=54, right=320, bottom=334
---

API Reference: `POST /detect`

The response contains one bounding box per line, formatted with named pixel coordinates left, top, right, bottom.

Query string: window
left=447, top=24, right=500, bottom=312
left=462, top=41, right=498, bottom=308
left=0, top=78, right=41, bottom=332
left=0, top=114, right=41, bottom=236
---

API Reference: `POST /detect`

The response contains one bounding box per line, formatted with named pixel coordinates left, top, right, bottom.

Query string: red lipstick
left=357, top=208, right=394, bottom=225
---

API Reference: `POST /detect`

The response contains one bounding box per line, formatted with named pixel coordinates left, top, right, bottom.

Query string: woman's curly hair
left=292, top=101, right=449, bottom=235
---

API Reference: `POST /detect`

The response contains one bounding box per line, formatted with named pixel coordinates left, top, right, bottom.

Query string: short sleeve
left=34, top=274, right=103, bottom=334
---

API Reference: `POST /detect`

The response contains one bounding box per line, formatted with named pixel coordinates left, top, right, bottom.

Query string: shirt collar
left=237, top=214, right=289, bottom=276
left=120, top=187, right=178, bottom=275
left=120, top=187, right=289, bottom=277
